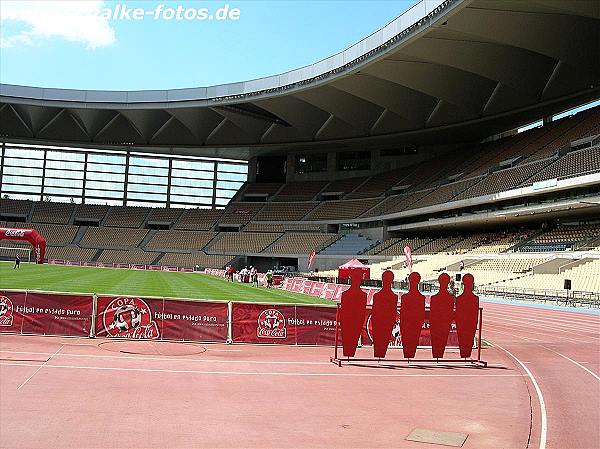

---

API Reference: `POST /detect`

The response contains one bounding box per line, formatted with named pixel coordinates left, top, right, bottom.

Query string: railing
left=476, top=285, right=600, bottom=308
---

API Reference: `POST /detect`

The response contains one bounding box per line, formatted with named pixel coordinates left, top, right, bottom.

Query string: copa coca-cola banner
left=232, top=303, right=337, bottom=345
left=0, top=291, right=91, bottom=336
left=95, top=296, right=228, bottom=342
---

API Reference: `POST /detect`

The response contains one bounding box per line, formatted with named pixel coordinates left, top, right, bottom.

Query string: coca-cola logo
left=102, top=297, right=159, bottom=339
left=0, top=296, right=14, bottom=327
left=4, top=229, right=26, bottom=237
left=257, top=308, right=287, bottom=339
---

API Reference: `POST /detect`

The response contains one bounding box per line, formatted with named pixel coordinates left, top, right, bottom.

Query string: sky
left=0, top=0, right=419, bottom=90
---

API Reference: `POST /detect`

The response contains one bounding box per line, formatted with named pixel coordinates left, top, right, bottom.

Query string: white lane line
left=483, top=307, right=600, bottom=325
left=484, top=312, right=600, bottom=335
left=0, top=350, right=332, bottom=365
left=16, top=344, right=64, bottom=391
left=493, top=343, right=547, bottom=449
left=485, top=323, right=588, bottom=344
left=0, top=362, right=525, bottom=378
left=541, top=347, right=600, bottom=381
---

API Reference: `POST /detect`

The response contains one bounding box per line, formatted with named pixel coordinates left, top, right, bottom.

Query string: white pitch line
left=0, top=362, right=525, bottom=378
left=16, top=344, right=64, bottom=391
left=494, top=343, right=547, bottom=449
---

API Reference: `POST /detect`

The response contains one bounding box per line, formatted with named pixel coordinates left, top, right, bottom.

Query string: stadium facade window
left=336, top=151, right=371, bottom=171
left=295, top=153, right=327, bottom=173
left=0, top=142, right=247, bottom=207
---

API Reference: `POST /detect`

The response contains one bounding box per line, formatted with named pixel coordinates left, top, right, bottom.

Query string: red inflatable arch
left=0, top=228, right=46, bottom=264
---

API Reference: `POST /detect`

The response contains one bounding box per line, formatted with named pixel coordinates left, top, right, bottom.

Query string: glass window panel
left=128, top=174, right=168, bottom=185
left=4, top=148, right=44, bottom=159
left=215, top=197, right=230, bottom=206
left=84, top=198, right=123, bottom=206
left=217, top=171, right=246, bottom=182
left=169, top=203, right=212, bottom=209
left=2, top=175, right=43, bottom=185
left=170, top=177, right=213, bottom=188
left=85, top=180, right=124, bottom=191
left=127, top=183, right=168, bottom=194
left=170, top=186, right=213, bottom=197
left=129, top=157, right=169, bottom=168
left=87, top=154, right=126, bottom=165
left=44, top=177, right=83, bottom=188
left=127, top=200, right=166, bottom=207
left=46, top=159, right=85, bottom=171
left=216, top=180, right=243, bottom=190
left=45, top=168, right=85, bottom=180
left=127, top=192, right=166, bottom=201
left=2, top=166, right=43, bottom=177
left=129, top=165, right=169, bottom=176
left=2, top=184, right=42, bottom=194
left=4, top=157, right=44, bottom=168
left=86, top=171, right=125, bottom=182
left=172, top=160, right=214, bottom=171
left=46, top=151, right=85, bottom=162
left=0, top=192, right=41, bottom=201
left=87, top=164, right=126, bottom=174
left=170, top=195, right=213, bottom=205
left=217, top=163, right=247, bottom=174
left=216, top=190, right=236, bottom=199
left=171, top=168, right=214, bottom=180
left=44, top=186, right=83, bottom=196
left=85, top=189, right=124, bottom=199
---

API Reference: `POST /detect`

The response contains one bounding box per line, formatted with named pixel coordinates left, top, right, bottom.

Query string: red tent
left=0, top=228, right=46, bottom=264
left=338, top=258, right=370, bottom=280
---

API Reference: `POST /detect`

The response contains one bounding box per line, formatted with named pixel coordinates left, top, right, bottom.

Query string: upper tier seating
left=527, top=146, right=600, bottom=184
left=80, top=227, right=148, bottom=248
left=243, top=223, right=322, bottom=232
left=145, top=230, right=216, bottom=251
left=243, top=183, right=282, bottom=198
left=272, top=181, right=327, bottom=202
left=347, top=169, right=408, bottom=199
left=9, top=222, right=78, bottom=245
left=31, top=201, right=74, bottom=224
left=207, top=232, right=282, bottom=254
left=74, top=204, right=109, bottom=222
left=0, top=199, right=33, bottom=217
left=104, top=206, right=149, bottom=228
left=146, top=208, right=183, bottom=225
left=320, top=177, right=367, bottom=196
left=219, top=203, right=263, bottom=225
left=263, top=232, right=340, bottom=255
left=252, top=202, right=318, bottom=221
left=174, top=208, right=223, bottom=231
left=361, top=189, right=433, bottom=218
left=306, top=198, right=381, bottom=221
left=407, top=177, right=484, bottom=210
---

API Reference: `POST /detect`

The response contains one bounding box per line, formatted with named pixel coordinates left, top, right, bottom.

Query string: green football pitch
left=0, top=262, right=331, bottom=305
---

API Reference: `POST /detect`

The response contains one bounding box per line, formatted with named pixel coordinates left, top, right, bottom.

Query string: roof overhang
left=1, top=0, right=599, bottom=159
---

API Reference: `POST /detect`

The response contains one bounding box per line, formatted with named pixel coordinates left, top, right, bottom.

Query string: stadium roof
left=1, top=0, right=599, bottom=159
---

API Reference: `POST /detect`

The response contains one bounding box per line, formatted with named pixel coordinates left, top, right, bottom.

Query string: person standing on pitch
left=14, top=255, right=20, bottom=269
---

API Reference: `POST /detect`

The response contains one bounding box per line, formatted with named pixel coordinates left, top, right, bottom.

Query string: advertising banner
left=19, top=292, right=92, bottom=337
left=160, top=300, right=228, bottom=342
left=294, top=306, right=338, bottom=345
left=95, top=296, right=163, bottom=339
left=0, top=291, right=27, bottom=333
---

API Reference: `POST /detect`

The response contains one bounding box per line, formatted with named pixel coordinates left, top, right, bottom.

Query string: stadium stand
left=31, top=201, right=74, bottom=224
left=264, top=232, right=340, bottom=255
left=97, top=250, right=161, bottom=265
left=45, top=246, right=97, bottom=262
left=146, top=207, right=183, bottom=225
left=527, top=146, right=600, bottom=183
left=80, top=227, right=148, bottom=248
left=306, top=198, right=381, bottom=221
left=9, top=222, right=78, bottom=245
left=243, top=182, right=282, bottom=199
left=159, top=252, right=234, bottom=269
left=252, top=202, right=318, bottom=221
left=74, top=204, right=109, bottom=223
left=103, top=206, right=149, bottom=228
left=347, top=169, right=408, bottom=199
left=174, top=208, right=223, bottom=231
left=407, top=177, right=485, bottom=210
left=320, top=177, right=368, bottom=197
left=243, top=223, right=322, bottom=232
left=145, top=230, right=216, bottom=251
left=0, top=198, right=33, bottom=218
left=207, top=232, right=282, bottom=254
left=272, top=181, right=327, bottom=202
left=460, top=258, right=550, bottom=285
left=218, top=203, right=262, bottom=225
left=361, top=189, right=433, bottom=218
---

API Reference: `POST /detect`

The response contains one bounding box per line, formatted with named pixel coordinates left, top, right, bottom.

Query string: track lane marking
left=484, top=312, right=600, bottom=335
left=16, top=344, right=64, bottom=391
left=493, top=343, right=547, bottom=449
left=485, top=323, right=588, bottom=344
left=0, top=362, right=525, bottom=378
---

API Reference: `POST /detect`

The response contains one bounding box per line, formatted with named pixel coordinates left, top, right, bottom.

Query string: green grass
left=0, top=262, right=332, bottom=305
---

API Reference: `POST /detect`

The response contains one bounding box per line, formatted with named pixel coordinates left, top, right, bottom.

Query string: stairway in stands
left=319, top=233, right=373, bottom=256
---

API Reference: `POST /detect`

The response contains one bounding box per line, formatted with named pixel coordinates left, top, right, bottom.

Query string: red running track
left=0, top=300, right=598, bottom=449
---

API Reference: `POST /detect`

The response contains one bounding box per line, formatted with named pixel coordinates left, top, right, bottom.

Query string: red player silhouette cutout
left=429, top=273, right=455, bottom=358
left=455, top=273, right=479, bottom=358
left=340, top=268, right=367, bottom=357
left=400, top=272, right=425, bottom=359
left=371, top=270, right=398, bottom=358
